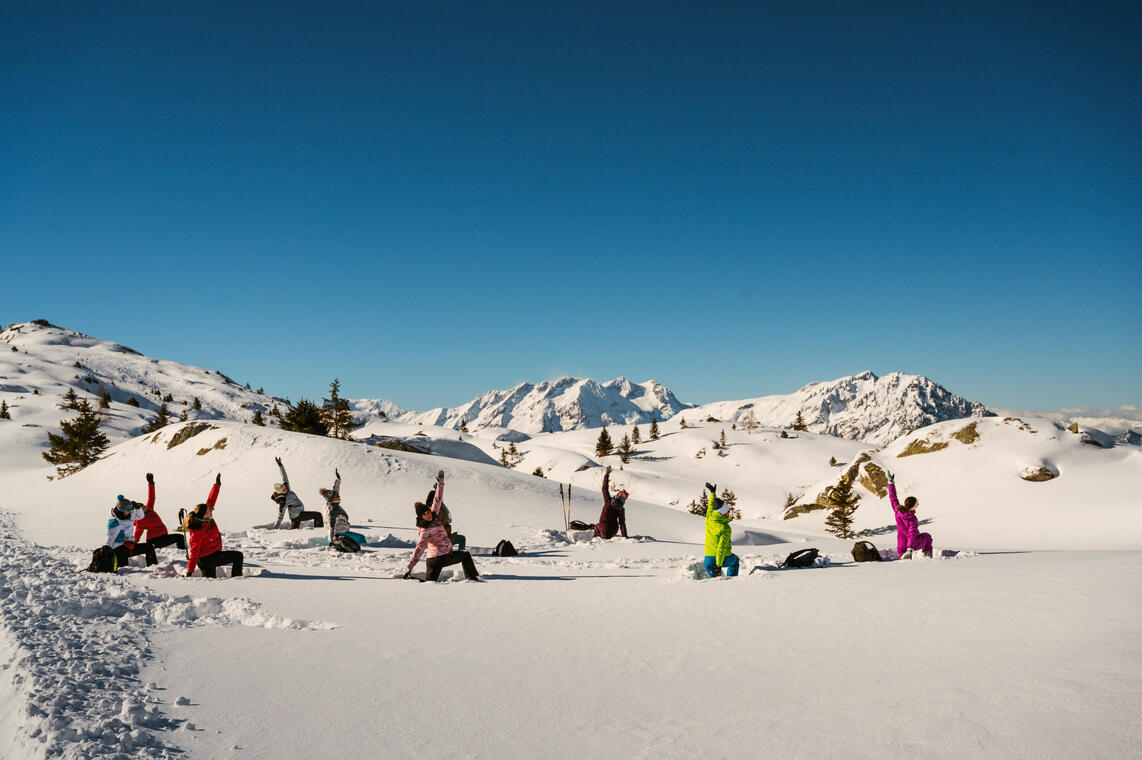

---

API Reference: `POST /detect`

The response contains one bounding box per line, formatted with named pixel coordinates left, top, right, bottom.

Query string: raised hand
left=886, top=470, right=895, bottom=484
left=436, top=470, right=445, bottom=483
left=335, top=468, right=341, bottom=480
left=146, top=472, right=154, bottom=483
left=215, top=473, right=222, bottom=485
left=274, top=457, right=282, bottom=466
left=705, top=482, right=717, bottom=494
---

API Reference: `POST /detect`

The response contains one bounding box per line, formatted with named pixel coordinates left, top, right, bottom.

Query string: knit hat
left=713, top=498, right=732, bottom=516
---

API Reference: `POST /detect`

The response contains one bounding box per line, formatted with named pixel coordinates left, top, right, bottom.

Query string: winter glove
left=335, top=469, right=341, bottom=480
left=705, top=482, right=717, bottom=494
left=886, top=471, right=895, bottom=484
left=605, top=465, right=612, bottom=474
left=275, top=457, right=282, bottom=466
left=402, top=570, right=412, bottom=580
left=436, top=470, right=445, bottom=483
left=215, top=473, right=222, bottom=485
left=146, top=473, right=154, bottom=483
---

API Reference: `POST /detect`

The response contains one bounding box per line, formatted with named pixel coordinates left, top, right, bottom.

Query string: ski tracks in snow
left=0, top=512, right=335, bottom=759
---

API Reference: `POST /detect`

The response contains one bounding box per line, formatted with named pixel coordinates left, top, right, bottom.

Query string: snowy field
left=1, top=322, right=1140, bottom=758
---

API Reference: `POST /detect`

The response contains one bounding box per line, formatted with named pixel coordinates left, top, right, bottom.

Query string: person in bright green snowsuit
left=703, top=482, right=739, bottom=578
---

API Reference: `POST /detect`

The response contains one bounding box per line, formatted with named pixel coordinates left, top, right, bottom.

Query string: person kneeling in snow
left=321, top=469, right=367, bottom=551
left=132, top=472, right=186, bottom=553
left=271, top=457, right=324, bottom=529
left=703, top=482, right=739, bottom=578
left=591, top=465, right=628, bottom=539
left=886, top=471, right=932, bottom=559
left=184, top=473, right=244, bottom=578
left=107, top=495, right=157, bottom=568
left=404, top=471, right=479, bottom=582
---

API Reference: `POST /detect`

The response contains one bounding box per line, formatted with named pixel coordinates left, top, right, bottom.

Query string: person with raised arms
left=404, top=470, right=480, bottom=582
left=702, top=482, right=739, bottom=578
left=886, top=470, right=933, bottom=559
left=272, top=457, right=324, bottom=529
left=184, top=473, right=244, bottom=578
left=131, top=472, right=186, bottom=553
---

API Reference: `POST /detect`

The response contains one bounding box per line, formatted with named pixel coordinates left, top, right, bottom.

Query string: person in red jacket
left=592, top=466, right=629, bottom=539
left=184, top=473, right=244, bottom=578
left=132, top=473, right=186, bottom=552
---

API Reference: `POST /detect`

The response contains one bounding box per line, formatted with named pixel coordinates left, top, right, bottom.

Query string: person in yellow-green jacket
left=703, top=482, right=739, bottom=578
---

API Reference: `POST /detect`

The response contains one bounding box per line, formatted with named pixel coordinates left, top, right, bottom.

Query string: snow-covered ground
left=1, top=321, right=1140, bottom=758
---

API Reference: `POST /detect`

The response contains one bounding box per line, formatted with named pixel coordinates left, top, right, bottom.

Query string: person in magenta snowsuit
left=593, top=465, right=628, bottom=539
left=886, top=471, right=932, bottom=558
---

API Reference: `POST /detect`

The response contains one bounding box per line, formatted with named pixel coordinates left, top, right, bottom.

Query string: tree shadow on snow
left=859, top=518, right=933, bottom=537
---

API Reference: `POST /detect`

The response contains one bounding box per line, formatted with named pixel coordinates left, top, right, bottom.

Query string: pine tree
left=252, top=409, right=265, bottom=426
left=126, top=396, right=139, bottom=407
left=742, top=409, right=758, bottom=435
left=617, top=433, right=633, bottom=464
left=270, top=404, right=283, bottom=420
left=499, top=449, right=511, bottom=467
left=631, top=425, right=641, bottom=445
left=829, top=456, right=837, bottom=467
left=822, top=478, right=861, bottom=539
left=595, top=427, right=614, bottom=457
left=679, top=416, right=688, bottom=430
left=178, top=408, right=189, bottom=422
left=719, top=429, right=728, bottom=448
left=792, top=411, right=808, bottom=431
left=508, top=441, right=519, bottom=460
left=98, top=387, right=112, bottom=409
left=649, top=417, right=659, bottom=440
left=163, top=392, right=174, bottom=403
left=42, top=399, right=109, bottom=477
left=780, top=430, right=789, bottom=439
left=321, top=379, right=357, bottom=440
left=281, top=399, right=329, bottom=436
left=144, top=402, right=171, bottom=433
left=63, top=387, right=79, bottom=410
left=532, top=466, right=545, bottom=478
left=0, top=400, right=10, bottom=420
left=460, top=419, right=469, bottom=433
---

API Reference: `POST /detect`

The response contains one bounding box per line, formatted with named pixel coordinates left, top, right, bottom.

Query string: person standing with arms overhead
left=272, top=457, right=324, bottom=529
left=185, top=473, right=244, bottom=578
left=593, top=465, right=629, bottom=539
left=132, top=472, right=186, bottom=552
left=702, top=482, right=739, bottom=578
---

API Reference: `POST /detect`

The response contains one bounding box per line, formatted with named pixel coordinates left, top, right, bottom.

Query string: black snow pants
left=198, top=550, right=244, bottom=578
left=114, top=542, right=157, bottom=567
left=425, top=551, right=479, bottom=582
left=149, top=533, right=186, bottom=551
left=290, top=511, right=324, bottom=529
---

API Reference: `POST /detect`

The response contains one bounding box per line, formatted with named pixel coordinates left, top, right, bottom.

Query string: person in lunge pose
left=272, top=457, right=324, bottom=529
left=184, top=473, right=244, bottom=578
left=886, top=471, right=933, bottom=559
left=404, top=470, right=479, bottom=582
left=107, top=495, right=157, bottom=568
left=132, top=472, right=186, bottom=553
left=424, top=484, right=466, bottom=551
left=592, top=465, right=628, bottom=539
left=703, top=482, right=739, bottom=578
left=321, top=469, right=367, bottom=550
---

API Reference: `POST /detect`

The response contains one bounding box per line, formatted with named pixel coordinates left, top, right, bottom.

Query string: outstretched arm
left=333, top=470, right=341, bottom=499
left=602, top=466, right=611, bottom=500
left=145, top=473, right=155, bottom=510
left=276, top=458, right=290, bottom=490
left=206, top=474, right=221, bottom=508
left=432, top=471, right=444, bottom=514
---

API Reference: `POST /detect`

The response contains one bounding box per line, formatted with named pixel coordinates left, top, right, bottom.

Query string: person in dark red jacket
left=592, top=465, right=629, bottom=539
left=184, top=473, right=244, bottom=578
left=132, top=473, right=186, bottom=552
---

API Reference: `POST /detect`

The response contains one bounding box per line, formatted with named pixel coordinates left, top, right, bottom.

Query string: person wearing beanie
left=131, top=472, right=186, bottom=553
left=404, top=470, right=479, bottom=582
left=107, top=495, right=157, bottom=568
left=424, top=485, right=466, bottom=551
left=885, top=471, right=933, bottom=559
left=320, top=469, right=367, bottom=549
left=271, top=457, right=324, bottom=529
left=592, top=465, right=629, bottom=539
left=703, top=482, right=739, bottom=578
left=184, top=473, right=243, bottom=577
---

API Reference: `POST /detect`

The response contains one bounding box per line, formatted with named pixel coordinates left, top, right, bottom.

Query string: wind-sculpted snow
left=0, top=513, right=334, bottom=759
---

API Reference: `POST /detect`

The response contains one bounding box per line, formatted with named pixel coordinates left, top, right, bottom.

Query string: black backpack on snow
left=779, top=548, right=819, bottom=568
left=493, top=539, right=518, bottom=557
left=852, top=540, right=882, bottom=562
left=86, top=545, right=118, bottom=573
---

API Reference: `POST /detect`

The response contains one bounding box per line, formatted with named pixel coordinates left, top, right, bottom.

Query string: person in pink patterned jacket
left=885, top=470, right=933, bottom=558
left=403, top=470, right=480, bottom=582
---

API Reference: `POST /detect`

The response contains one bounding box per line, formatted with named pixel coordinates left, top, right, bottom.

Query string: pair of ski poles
left=559, top=482, right=572, bottom=532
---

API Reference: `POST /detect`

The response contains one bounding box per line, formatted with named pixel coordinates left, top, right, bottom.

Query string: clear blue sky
left=3, top=1, right=1139, bottom=412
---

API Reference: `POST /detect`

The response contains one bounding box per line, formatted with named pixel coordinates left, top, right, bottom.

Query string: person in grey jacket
left=272, top=457, right=324, bottom=529
left=320, top=469, right=351, bottom=543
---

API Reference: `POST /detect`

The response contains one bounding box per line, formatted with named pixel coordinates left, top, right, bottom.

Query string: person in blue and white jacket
left=107, top=495, right=157, bottom=568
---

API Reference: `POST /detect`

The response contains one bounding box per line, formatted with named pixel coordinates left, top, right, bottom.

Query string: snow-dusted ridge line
left=0, top=512, right=335, bottom=759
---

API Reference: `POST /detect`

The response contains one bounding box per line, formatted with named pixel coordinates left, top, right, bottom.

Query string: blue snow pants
left=704, top=553, right=740, bottom=578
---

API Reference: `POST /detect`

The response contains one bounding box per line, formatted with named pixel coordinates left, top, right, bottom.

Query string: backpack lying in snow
left=330, top=535, right=361, bottom=553
left=86, top=545, right=118, bottom=573
left=779, top=548, right=819, bottom=568
left=852, top=541, right=882, bottom=562
left=493, top=539, right=518, bottom=557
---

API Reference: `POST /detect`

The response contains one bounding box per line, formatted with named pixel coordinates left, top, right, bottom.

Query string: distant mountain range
left=4, top=320, right=1132, bottom=446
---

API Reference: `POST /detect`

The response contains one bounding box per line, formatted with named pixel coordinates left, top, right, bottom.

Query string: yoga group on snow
left=94, top=459, right=932, bottom=581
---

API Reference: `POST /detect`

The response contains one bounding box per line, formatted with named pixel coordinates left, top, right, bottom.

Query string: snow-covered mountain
left=398, top=376, right=691, bottom=434
left=680, top=371, right=993, bottom=445
left=0, top=320, right=286, bottom=463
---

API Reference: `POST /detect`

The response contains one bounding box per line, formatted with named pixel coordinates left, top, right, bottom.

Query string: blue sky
left=2, top=1, right=1139, bottom=412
